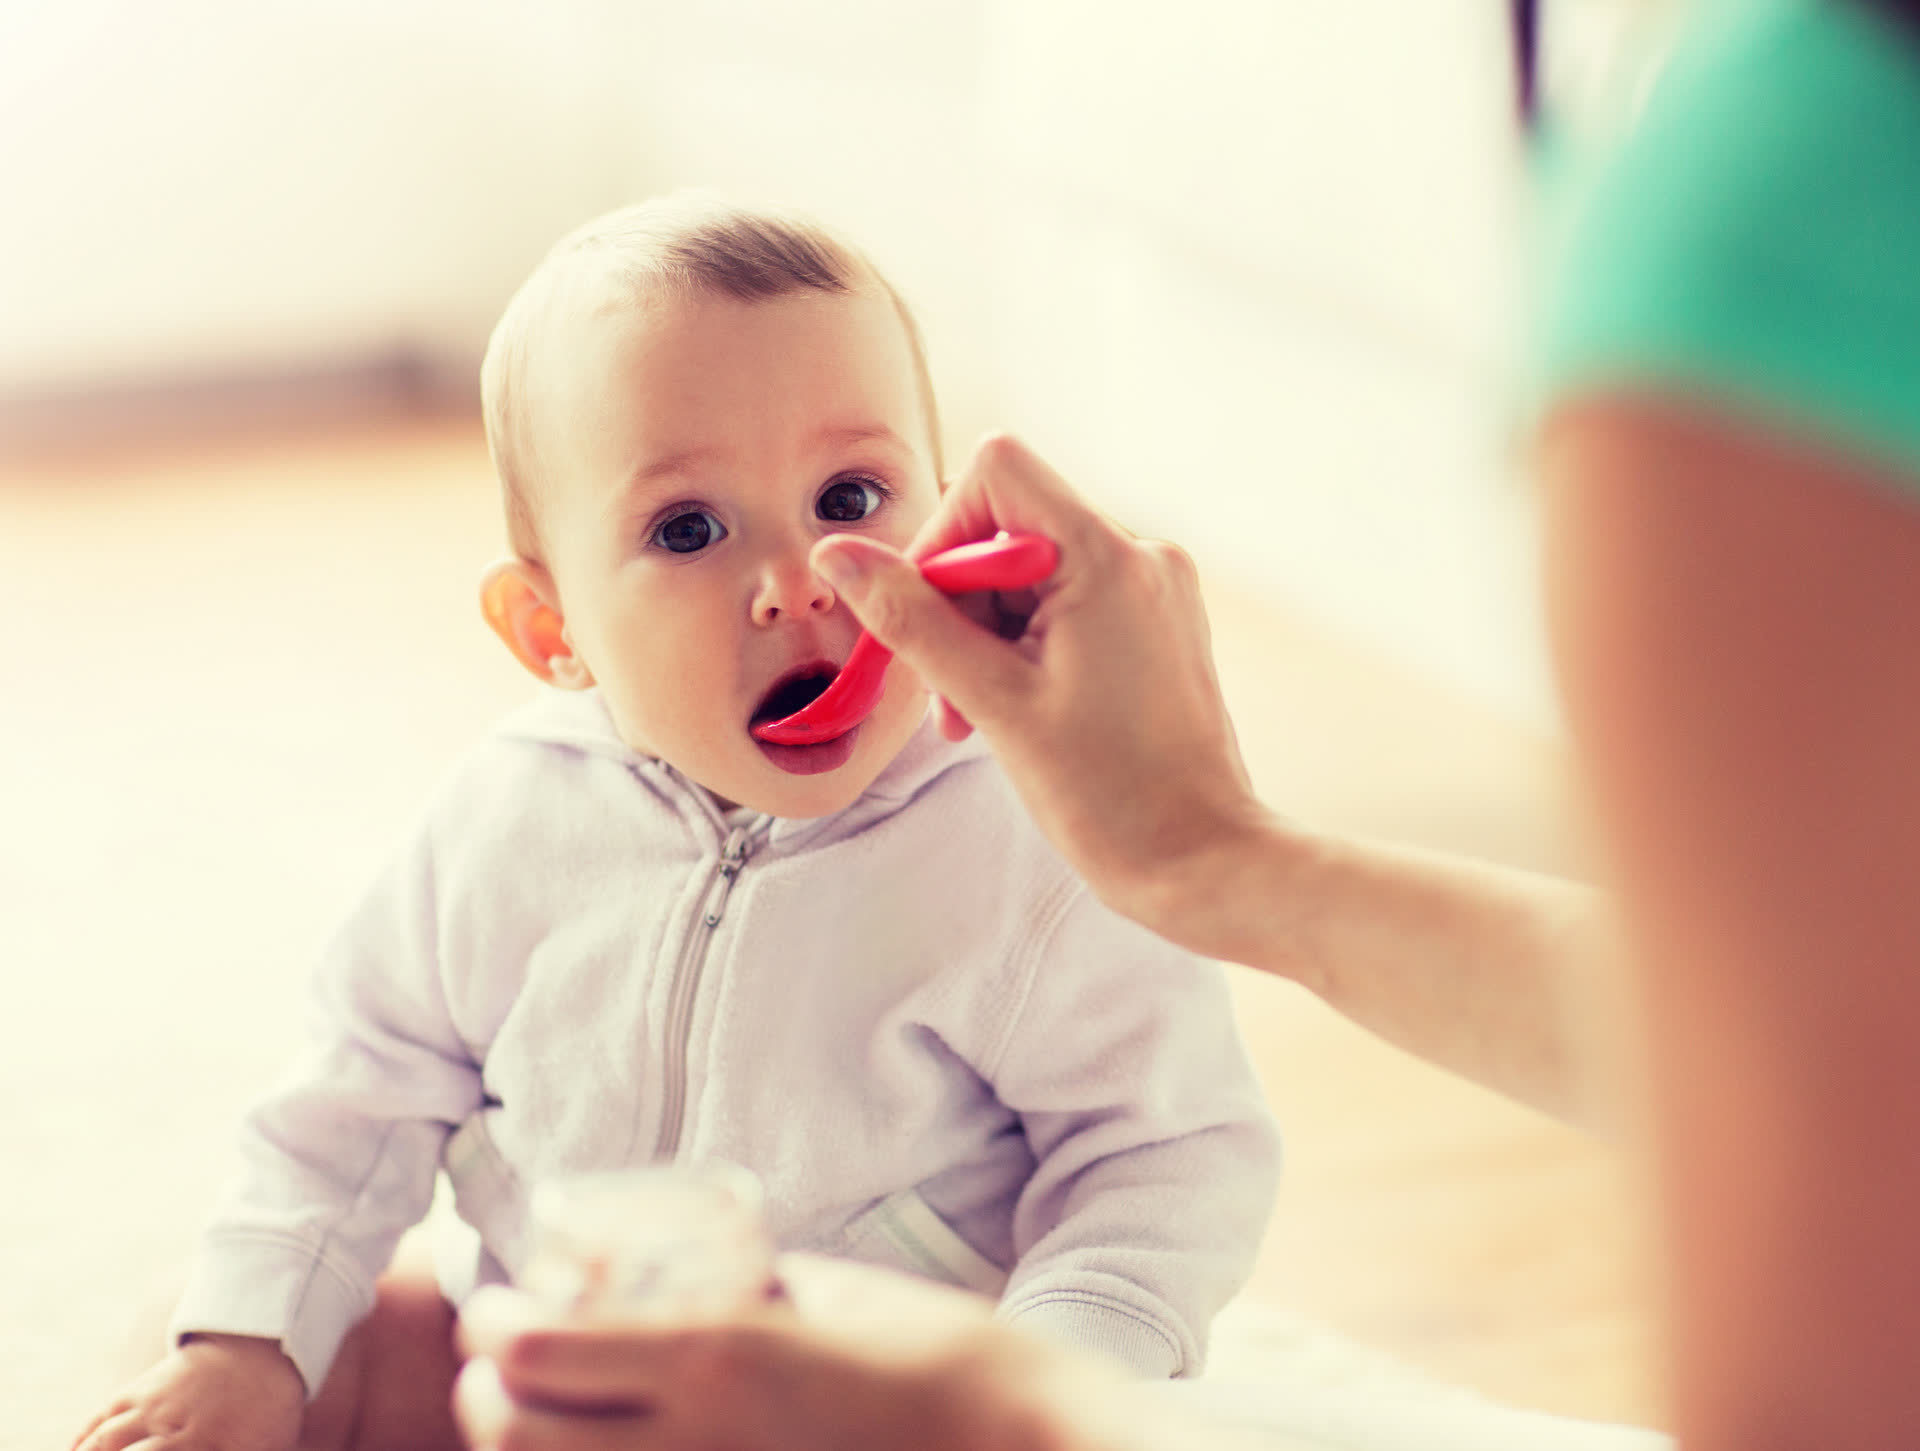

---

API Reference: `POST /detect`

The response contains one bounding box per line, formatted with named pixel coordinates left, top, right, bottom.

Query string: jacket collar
left=495, top=688, right=990, bottom=847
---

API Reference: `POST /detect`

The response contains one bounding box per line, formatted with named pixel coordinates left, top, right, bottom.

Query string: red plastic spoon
left=751, top=531, right=1058, bottom=746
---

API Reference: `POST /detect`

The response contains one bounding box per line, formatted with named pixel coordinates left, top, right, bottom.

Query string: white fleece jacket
left=171, top=690, right=1281, bottom=1392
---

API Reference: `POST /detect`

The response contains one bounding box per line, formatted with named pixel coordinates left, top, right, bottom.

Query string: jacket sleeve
left=168, top=826, right=484, bottom=1396
left=984, top=883, right=1282, bottom=1379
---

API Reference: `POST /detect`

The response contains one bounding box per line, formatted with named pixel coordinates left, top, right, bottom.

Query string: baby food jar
left=522, top=1161, right=781, bottom=1317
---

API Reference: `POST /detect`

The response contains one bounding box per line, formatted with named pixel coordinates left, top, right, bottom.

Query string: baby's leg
left=299, top=1269, right=463, bottom=1451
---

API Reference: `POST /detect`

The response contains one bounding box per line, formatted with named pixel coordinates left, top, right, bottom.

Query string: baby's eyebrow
left=607, top=450, right=713, bottom=521
left=813, top=423, right=904, bottom=452
left=624, top=448, right=713, bottom=492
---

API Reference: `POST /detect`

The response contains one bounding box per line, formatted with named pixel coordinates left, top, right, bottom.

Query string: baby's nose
left=751, top=554, right=836, bottom=624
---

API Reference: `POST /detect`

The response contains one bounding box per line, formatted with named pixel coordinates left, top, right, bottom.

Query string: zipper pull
left=702, top=825, right=756, bottom=928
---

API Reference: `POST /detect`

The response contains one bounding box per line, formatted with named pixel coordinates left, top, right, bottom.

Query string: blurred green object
left=1533, top=0, right=1920, bottom=493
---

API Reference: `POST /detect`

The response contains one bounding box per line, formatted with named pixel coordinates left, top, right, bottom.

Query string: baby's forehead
left=528, top=280, right=922, bottom=498
left=541, top=275, right=912, bottom=411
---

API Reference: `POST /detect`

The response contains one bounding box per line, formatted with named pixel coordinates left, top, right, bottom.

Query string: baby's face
left=535, top=286, right=941, bottom=816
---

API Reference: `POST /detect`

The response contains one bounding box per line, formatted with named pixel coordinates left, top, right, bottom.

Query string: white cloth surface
left=1149, top=1297, right=1673, bottom=1451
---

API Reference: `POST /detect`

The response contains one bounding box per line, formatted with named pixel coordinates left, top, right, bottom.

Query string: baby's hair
left=481, top=192, right=942, bottom=561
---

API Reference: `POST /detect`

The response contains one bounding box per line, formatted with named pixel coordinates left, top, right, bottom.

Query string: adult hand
left=811, top=435, right=1270, bottom=958
left=453, top=1255, right=1139, bottom=1451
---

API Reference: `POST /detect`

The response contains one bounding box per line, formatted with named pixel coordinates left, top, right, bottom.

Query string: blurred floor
left=0, top=415, right=1660, bottom=1448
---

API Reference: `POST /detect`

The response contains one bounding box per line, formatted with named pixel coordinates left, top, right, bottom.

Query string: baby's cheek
left=599, top=686, right=663, bottom=758
left=596, top=649, right=715, bottom=758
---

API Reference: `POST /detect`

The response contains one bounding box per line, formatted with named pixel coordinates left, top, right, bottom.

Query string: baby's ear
left=479, top=560, right=595, bottom=690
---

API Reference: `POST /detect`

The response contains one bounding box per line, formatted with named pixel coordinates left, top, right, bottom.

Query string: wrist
left=180, top=1331, right=301, bottom=1379
left=921, top=1332, right=1118, bottom=1451
left=1126, top=799, right=1328, bottom=989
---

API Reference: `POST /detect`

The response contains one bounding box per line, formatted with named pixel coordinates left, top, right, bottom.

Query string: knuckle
left=856, top=594, right=906, bottom=644
left=860, top=587, right=921, bottom=649
left=1141, top=537, right=1199, bottom=586
left=973, top=431, right=1028, bottom=475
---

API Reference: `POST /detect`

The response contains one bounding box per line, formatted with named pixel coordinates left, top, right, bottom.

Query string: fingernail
left=815, top=544, right=870, bottom=595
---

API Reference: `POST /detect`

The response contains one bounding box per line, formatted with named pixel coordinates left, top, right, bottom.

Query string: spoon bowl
left=751, top=531, right=1058, bottom=746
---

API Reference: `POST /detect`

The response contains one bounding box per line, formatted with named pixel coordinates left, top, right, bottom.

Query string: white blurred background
left=1, top=0, right=1551, bottom=721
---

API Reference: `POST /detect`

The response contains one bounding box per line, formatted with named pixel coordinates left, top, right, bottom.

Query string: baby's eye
left=816, top=476, right=889, bottom=524
left=653, top=509, right=727, bottom=555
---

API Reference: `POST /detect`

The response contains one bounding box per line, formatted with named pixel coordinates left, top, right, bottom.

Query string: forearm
left=1142, top=806, right=1607, bottom=1124
left=809, top=436, right=1607, bottom=1124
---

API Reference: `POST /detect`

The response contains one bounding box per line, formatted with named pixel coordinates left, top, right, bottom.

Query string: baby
left=80, top=194, right=1280, bottom=1449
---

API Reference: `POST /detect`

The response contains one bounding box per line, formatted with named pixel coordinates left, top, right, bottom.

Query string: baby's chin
left=618, top=687, right=927, bottom=819
left=704, top=715, right=925, bottom=820
left=705, top=746, right=880, bottom=819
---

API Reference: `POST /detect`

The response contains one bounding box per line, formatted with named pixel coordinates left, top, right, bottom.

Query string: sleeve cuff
left=168, top=1232, right=375, bottom=1398
left=1000, top=1291, right=1185, bottom=1379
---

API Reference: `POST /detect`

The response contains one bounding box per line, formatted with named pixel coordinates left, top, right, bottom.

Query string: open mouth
left=750, top=660, right=839, bottom=728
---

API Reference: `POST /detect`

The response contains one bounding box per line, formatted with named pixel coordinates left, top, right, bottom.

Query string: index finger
left=907, top=434, right=1120, bottom=570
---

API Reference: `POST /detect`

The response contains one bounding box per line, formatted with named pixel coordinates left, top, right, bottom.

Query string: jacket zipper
left=652, top=821, right=759, bottom=1159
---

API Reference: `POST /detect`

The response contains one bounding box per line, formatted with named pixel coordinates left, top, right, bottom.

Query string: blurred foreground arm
left=1544, top=395, right=1920, bottom=1450
left=813, top=435, right=1603, bottom=1121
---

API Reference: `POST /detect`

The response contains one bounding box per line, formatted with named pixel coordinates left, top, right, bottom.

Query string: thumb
left=812, top=534, right=1028, bottom=728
